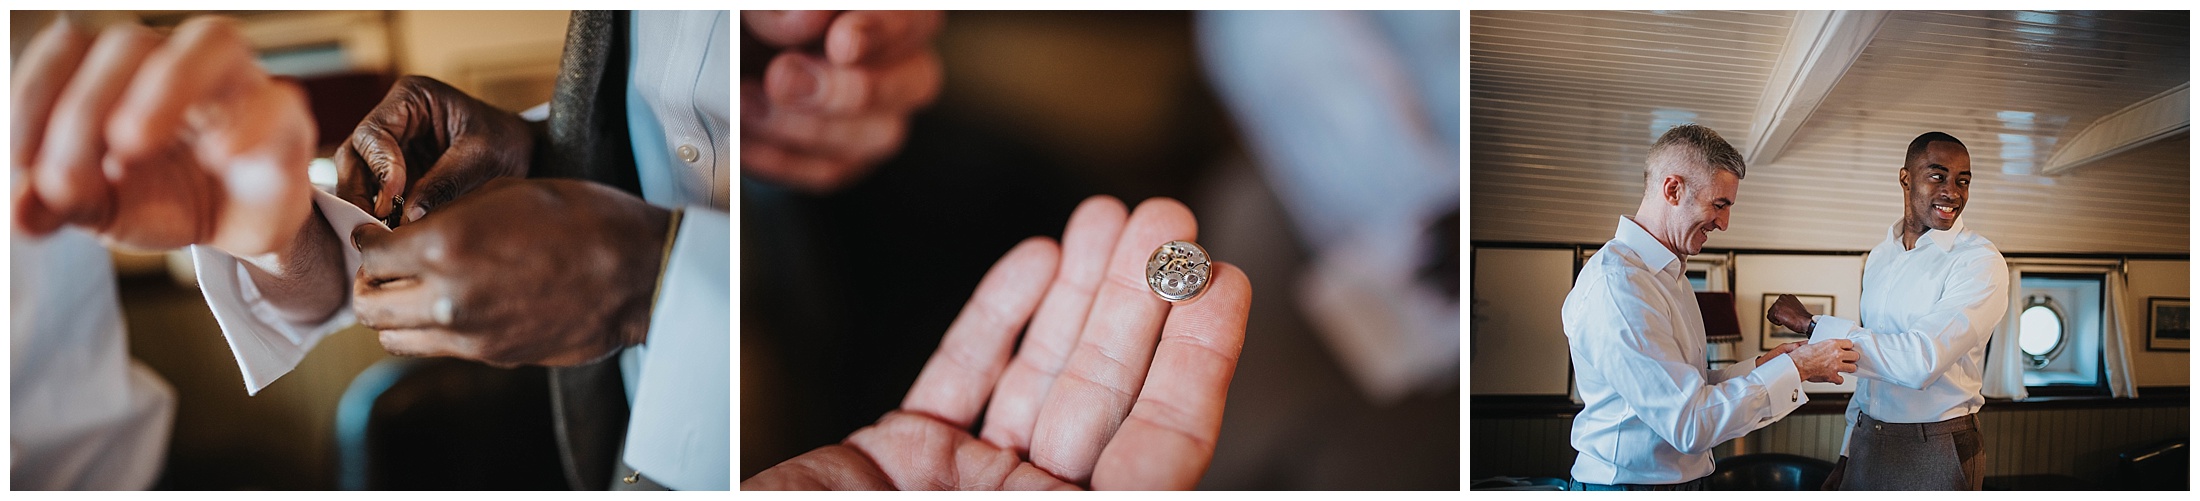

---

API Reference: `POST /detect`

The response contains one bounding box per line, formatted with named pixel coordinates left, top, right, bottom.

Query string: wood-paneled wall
left=1472, top=404, right=2190, bottom=483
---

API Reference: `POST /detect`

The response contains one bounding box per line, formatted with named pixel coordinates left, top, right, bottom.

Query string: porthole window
left=2018, top=296, right=2067, bottom=369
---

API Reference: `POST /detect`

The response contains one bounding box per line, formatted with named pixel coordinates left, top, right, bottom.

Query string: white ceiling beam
left=1742, top=10, right=1888, bottom=167
left=2042, top=83, right=2190, bottom=175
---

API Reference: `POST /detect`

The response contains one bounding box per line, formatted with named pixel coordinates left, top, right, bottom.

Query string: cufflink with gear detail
left=1146, top=240, right=1212, bottom=303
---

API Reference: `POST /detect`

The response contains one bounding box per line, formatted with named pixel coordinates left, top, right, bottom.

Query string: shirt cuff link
left=1792, top=389, right=1800, bottom=402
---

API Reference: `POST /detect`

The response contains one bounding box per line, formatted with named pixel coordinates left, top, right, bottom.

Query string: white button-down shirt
left=1564, top=216, right=1808, bottom=485
left=1808, top=219, right=2007, bottom=454
left=617, top=9, right=730, bottom=491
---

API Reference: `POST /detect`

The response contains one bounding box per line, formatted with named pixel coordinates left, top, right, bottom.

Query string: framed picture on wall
left=2147, top=297, right=2188, bottom=351
left=1762, top=294, right=1834, bottom=350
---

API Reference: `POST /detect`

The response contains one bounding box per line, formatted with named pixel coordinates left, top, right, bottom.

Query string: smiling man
left=1767, top=131, right=2010, bottom=490
left=1561, top=124, right=1859, bottom=490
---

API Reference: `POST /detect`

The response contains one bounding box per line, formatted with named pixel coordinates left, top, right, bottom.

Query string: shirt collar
left=1616, top=216, right=1683, bottom=276
left=1886, top=217, right=1966, bottom=252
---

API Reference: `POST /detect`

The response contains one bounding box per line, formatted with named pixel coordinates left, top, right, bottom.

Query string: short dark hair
left=1905, top=132, right=1965, bottom=169
left=1646, top=124, right=1745, bottom=187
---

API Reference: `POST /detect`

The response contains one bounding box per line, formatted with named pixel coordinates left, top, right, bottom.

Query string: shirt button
left=1791, top=389, right=1799, bottom=402
left=676, top=144, right=699, bottom=163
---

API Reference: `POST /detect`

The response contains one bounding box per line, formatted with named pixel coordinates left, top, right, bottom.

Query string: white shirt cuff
left=620, top=207, right=730, bottom=490
left=1808, top=314, right=1856, bottom=344
left=191, top=189, right=378, bottom=395
left=1758, top=353, right=1809, bottom=416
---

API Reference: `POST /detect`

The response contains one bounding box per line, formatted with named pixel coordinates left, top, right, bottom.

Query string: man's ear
left=1897, top=167, right=1911, bottom=191
left=1662, top=174, right=1687, bottom=206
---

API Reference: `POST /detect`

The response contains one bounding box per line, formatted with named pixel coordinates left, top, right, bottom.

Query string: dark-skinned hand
left=335, top=75, right=533, bottom=226
left=745, top=196, right=1253, bottom=490
left=349, top=178, right=671, bottom=368
left=1767, top=293, right=1816, bottom=335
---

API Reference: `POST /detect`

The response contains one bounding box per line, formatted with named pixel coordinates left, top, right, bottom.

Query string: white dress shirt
left=1198, top=11, right=1460, bottom=404
left=1563, top=216, right=1807, bottom=485
left=12, top=229, right=175, bottom=490
left=187, top=10, right=730, bottom=490
left=617, top=9, right=730, bottom=491
left=1807, top=219, right=2007, bottom=455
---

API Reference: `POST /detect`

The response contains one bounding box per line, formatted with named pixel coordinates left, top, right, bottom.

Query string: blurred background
left=11, top=10, right=574, bottom=490
left=739, top=11, right=1461, bottom=489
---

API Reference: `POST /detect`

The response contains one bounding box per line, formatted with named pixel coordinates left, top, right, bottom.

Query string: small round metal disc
left=1146, top=240, right=1212, bottom=303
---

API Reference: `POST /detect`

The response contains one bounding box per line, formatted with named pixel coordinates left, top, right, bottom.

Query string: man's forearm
left=239, top=203, right=348, bottom=324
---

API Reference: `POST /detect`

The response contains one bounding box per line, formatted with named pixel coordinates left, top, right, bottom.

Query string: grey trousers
left=1823, top=412, right=1984, bottom=490
left=1566, top=477, right=1709, bottom=491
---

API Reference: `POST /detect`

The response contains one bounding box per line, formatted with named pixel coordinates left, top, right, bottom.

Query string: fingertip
left=1015, top=233, right=1060, bottom=250
left=826, top=14, right=868, bottom=64
left=1075, top=194, right=1130, bottom=222
left=1005, top=235, right=1064, bottom=277
left=1131, top=196, right=1194, bottom=220
left=1126, top=197, right=1199, bottom=241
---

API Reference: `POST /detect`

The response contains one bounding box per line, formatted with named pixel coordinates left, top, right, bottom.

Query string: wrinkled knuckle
left=352, top=123, right=393, bottom=150
left=419, top=234, right=453, bottom=266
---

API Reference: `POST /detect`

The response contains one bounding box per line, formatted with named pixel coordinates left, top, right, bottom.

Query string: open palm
left=744, top=196, right=1253, bottom=490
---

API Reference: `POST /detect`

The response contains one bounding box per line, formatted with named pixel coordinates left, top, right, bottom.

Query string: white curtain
left=2101, top=262, right=2139, bottom=397
left=1980, top=267, right=2029, bottom=400
left=1981, top=260, right=2141, bottom=400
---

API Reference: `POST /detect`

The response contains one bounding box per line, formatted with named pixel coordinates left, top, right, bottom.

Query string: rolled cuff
left=620, top=207, right=730, bottom=490
left=1755, top=353, right=1810, bottom=417
left=1808, top=314, right=1857, bottom=344
left=191, top=189, right=376, bottom=395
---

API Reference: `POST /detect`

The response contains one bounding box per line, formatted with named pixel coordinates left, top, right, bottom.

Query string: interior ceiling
left=1471, top=10, right=2190, bottom=254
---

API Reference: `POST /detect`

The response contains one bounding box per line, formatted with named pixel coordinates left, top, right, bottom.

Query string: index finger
left=900, top=237, right=1061, bottom=429
left=105, top=16, right=264, bottom=159
left=12, top=17, right=94, bottom=171
left=743, top=10, right=840, bottom=47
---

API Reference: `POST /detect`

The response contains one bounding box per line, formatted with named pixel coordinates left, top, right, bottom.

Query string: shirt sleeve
left=1710, top=356, right=1760, bottom=385
left=620, top=207, right=729, bottom=490
left=1577, top=271, right=1808, bottom=455
left=1807, top=252, right=2010, bottom=390
left=190, top=189, right=379, bottom=395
